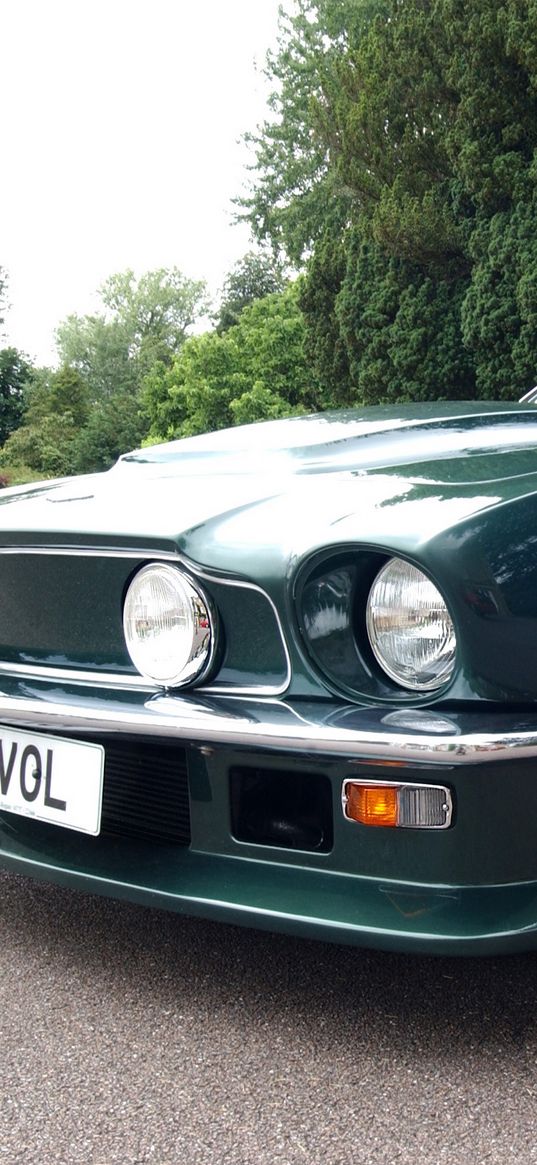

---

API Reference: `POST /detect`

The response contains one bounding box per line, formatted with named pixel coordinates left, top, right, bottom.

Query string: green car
left=2, top=400, right=537, bottom=954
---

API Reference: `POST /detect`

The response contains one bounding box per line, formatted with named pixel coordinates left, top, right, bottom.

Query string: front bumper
left=2, top=676, right=537, bottom=954
left=1, top=679, right=537, bottom=764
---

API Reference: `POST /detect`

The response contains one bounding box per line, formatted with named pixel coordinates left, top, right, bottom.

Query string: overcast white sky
left=1, top=0, right=282, bottom=365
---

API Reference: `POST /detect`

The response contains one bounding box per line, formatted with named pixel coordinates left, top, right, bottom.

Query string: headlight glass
left=366, top=558, right=456, bottom=691
left=123, top=564, right=213, bottom=687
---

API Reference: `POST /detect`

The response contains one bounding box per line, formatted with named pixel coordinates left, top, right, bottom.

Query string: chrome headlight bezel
left=366, top=557, right=457, bottom=692
left=123, top=563, right=215, bottom=688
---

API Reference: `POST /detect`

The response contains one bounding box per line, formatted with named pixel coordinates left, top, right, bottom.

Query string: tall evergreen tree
left=243, top=0, right=537, bottom=404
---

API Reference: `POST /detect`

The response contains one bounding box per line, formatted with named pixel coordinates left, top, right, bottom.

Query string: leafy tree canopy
left=244, top=0, right=537, bottom=404
left=216, top=251, right=286, bottom=332
left=0, top=365, right=91, bottom=478
left=144, top=283, right=321, bottom=442
left=55, top=315, right=138, bottom=401
left=55, top=267, right=209, bottom=401
left=73, top=393, right=145, bottom=474
left=239, top=0, right=383, bottom=263
left=1, top=268, right=213, bottom=480
left=99, top=268, right=210, bottom=371
left=0, top=348, right=33, bottom=445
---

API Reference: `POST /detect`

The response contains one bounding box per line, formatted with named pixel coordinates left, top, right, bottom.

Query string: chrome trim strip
left=0, top=660, right=156, bottom=691
left=0, top=545, right=182, bottom=560
left=0, top=689, right=535, bottom=765
left=341, top=777, right=453, bottom=829
left=0, top=545, right=292, bottom=698
left=0, top=660, right=289, bottom=699
left=194, top=575, right=291, bottom=698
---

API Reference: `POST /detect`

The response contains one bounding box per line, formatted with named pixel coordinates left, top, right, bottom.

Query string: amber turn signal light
left=345, top=783, right=398, bottom=827
left=342, top=779, right=453, bottom=829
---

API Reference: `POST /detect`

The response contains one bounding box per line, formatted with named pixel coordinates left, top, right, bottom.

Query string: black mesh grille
left=0, top=733, right=191, bottom=846
left=98, top=738, right=191, bottom=845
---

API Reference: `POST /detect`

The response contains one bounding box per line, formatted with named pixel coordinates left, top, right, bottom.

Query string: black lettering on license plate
left=0, top=738, right=66, bottom=812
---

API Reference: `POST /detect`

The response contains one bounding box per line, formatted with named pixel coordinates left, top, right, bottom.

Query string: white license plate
left=0, top=727, right=104, bottom=835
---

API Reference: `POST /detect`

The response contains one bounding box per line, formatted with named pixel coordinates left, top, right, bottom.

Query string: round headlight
left=366, top=558, right=456, bottom=692
left=123, top=564, right=214, bottom=687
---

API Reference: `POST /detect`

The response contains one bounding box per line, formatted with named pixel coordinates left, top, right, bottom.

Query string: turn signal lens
left=346, top=783, right=398, bottom=827
left=342, top=780, right=453, bottom=829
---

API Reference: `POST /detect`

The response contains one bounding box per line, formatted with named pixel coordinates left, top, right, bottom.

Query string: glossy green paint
left=2, top=403, right=537, bottom=952
left=5, top=830, right=537, bottom=956
left=2, top=715, right=537, bottom=955
left=2, top=404, right=537, bottom=561
left=2, top=402, right=537, bottom=703
left=0, top=553, right=288, bottom=689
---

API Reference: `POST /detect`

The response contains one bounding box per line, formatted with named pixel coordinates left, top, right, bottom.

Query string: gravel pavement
left=1, top=868, right=537, bottom=1165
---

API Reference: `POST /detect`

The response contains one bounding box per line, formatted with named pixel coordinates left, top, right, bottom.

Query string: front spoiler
left=2, top=832, right=537, bottom=956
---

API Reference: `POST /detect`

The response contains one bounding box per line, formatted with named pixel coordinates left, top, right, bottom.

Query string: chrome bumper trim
left=0, top=687, right=535, bottom=766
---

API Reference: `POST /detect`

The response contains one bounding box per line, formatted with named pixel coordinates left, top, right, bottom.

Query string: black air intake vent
left=99, top=739, right=190, bottom=845
left=230, top=765, right=333, bottom=852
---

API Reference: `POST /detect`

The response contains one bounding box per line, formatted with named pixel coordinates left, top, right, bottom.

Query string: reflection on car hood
left=120, top=401, right=537, bottom=476
left=1, top=403, right=537, bottom=572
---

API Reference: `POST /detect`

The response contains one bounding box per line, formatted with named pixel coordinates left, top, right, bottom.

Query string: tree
left=48, top=365, right=90, bottom=427
left=44, top=267, right=210, bottom=473
left=144, top=284, right=321, bottom=442
left=55, top=267, right=209, bottom=400
left=239, top=1, right=379, bottom=263
left=99, top=268, right=209, bottom=373
left=337, top=232, right=475, bottom=404
left=244, top=0, right=537, bottom=405
left=73, top=394, right=145, bottom=473
left=0, top=348, right=33, bottom=445
left=216, top=251, right=285, bottom=332
left=0, top=410, right=78, bottom=478
left=462, top=196, right=537, bottom=399
left=0, top=365, right=89, bottom=478
left=298, top=229, right=351, bottom=405
left=55, top=314, right=138, bottom=400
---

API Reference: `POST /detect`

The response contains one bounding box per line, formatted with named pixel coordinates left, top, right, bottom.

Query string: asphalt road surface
left=2, top=869, right=537, bottom=1165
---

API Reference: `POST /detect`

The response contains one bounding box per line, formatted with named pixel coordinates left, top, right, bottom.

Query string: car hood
left=1, top=403, right=537, bottom=573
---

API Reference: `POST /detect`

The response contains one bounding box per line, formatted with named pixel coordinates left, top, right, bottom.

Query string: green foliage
left=55, top=315, right=138, bottom=400
left=4, top=266, right=212, bottom=477
left=0, top=365, right=90, bottom=478
left=55, top=267, right=209, bottom=401
left=144, top=284, right=321, bottom=441
left=99, top=268, right=209, bottom=373
left=48, top=365, right=90, bottom=428
left=442, top=0, right=537, bottom=213
left=335, top=231, right=475, bottom=404
left=0, top=463, right=38, bottom=487
left=298, top=230, right=351, bottom=405
left=216, top=251, right=285, bottom=332
left=245, top=0, right=537, bottom=405
left=1, top=411, right=78, bottom=478
left=462, top=195, right=537, bottom=399
left=239, top=0, right=379, bottom=262
left=0, top=348, right=33, bottom=444
left=73, top=393, right=145, bottom=473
